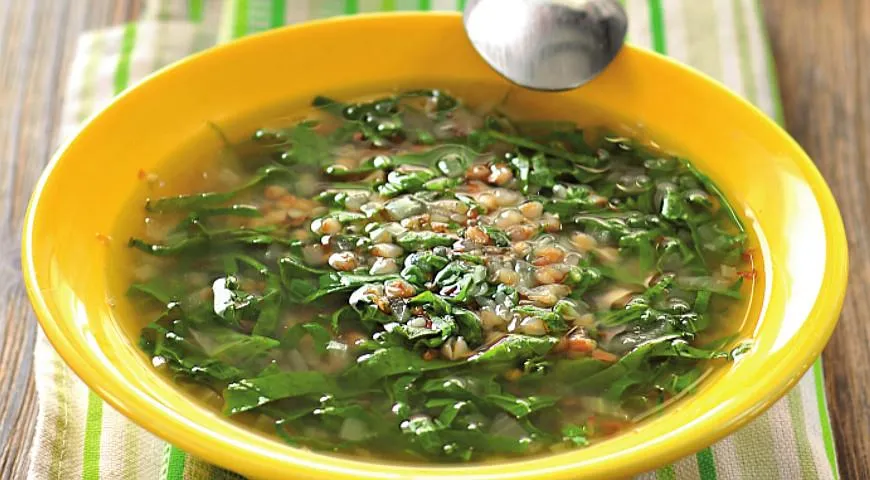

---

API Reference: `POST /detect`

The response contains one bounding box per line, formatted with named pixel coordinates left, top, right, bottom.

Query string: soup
left=124, top=90, right=754, bottom=462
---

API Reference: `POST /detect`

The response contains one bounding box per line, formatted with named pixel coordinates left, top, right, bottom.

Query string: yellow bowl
left=22, top=13, right=848, bottom=480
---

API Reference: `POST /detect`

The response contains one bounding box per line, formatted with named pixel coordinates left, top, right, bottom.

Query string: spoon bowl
left=463, top=0, right=628, bottom=90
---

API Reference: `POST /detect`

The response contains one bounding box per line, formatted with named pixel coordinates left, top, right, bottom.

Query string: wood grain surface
left=0, top=1, right=867, bottom=479
left=0, top=3, right=144, bottom=478
left=761, top=1, right=870, bottom=478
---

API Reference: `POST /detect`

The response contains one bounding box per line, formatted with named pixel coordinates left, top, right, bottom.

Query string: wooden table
left=0, top=1, right=867, bottom=478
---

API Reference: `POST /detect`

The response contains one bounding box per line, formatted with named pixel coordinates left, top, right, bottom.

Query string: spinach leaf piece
left=401, top=251, right=450, bottom=286
left=304, top=272, right=400, bottom=303
left=396, top=231, right=457, bottom=250
left=127, top=279, right=181, bottom=305
left=487, top=130, right=604, bottom=170
left=561, top=424, right=590, bottom=447
left=481, top=226, right=511, bottom=247
left=432, top=261, right=487, bottom=304
left=275, top=122, right=332, bottom=167
left=191, top=325, right=279, bottom=357
left=341, top=347, right=457, bottom=386
left=129, top=229, right=280, bottom=257
left=388, top=315, right=458, bottom=349
left=513, top=306, right=569, bottom=334
left=281, top=322, right=332, bottom=353
left=147, top=166, right=292, bottom=212
left=223, top=371, right=338, bottom=414
left=140, top=323, right=246, bottom=383
left=469, top=335, right=559, bottom=364
left=392, top=144, right=477, bottom=177
left=452, top=308, right=484, bottom=347
left=572, top=335, right=724, bottom=396
left=484, top=394, right=559, bottom=418
left=551, top=357, right=609, bottom=382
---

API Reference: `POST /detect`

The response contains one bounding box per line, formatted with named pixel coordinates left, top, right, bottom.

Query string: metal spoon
left=462, top=0, right=628, bottom=91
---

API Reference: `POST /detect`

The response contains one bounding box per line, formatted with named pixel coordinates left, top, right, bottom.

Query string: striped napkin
left=30, top=1, right=840, bottom=479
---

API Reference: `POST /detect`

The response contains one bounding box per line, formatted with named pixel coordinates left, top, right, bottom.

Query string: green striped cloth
left=32, top=1, right=839, bottom=479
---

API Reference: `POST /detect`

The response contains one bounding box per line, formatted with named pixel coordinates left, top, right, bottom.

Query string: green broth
left=123, top=90, right=755, bottom=462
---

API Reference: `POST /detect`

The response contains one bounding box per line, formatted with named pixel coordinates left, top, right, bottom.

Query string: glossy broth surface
left=120, top=90, right=755, bottom=463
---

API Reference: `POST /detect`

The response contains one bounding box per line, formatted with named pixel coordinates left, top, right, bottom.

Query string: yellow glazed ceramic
left=23, top=13, right=847, bottom=480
